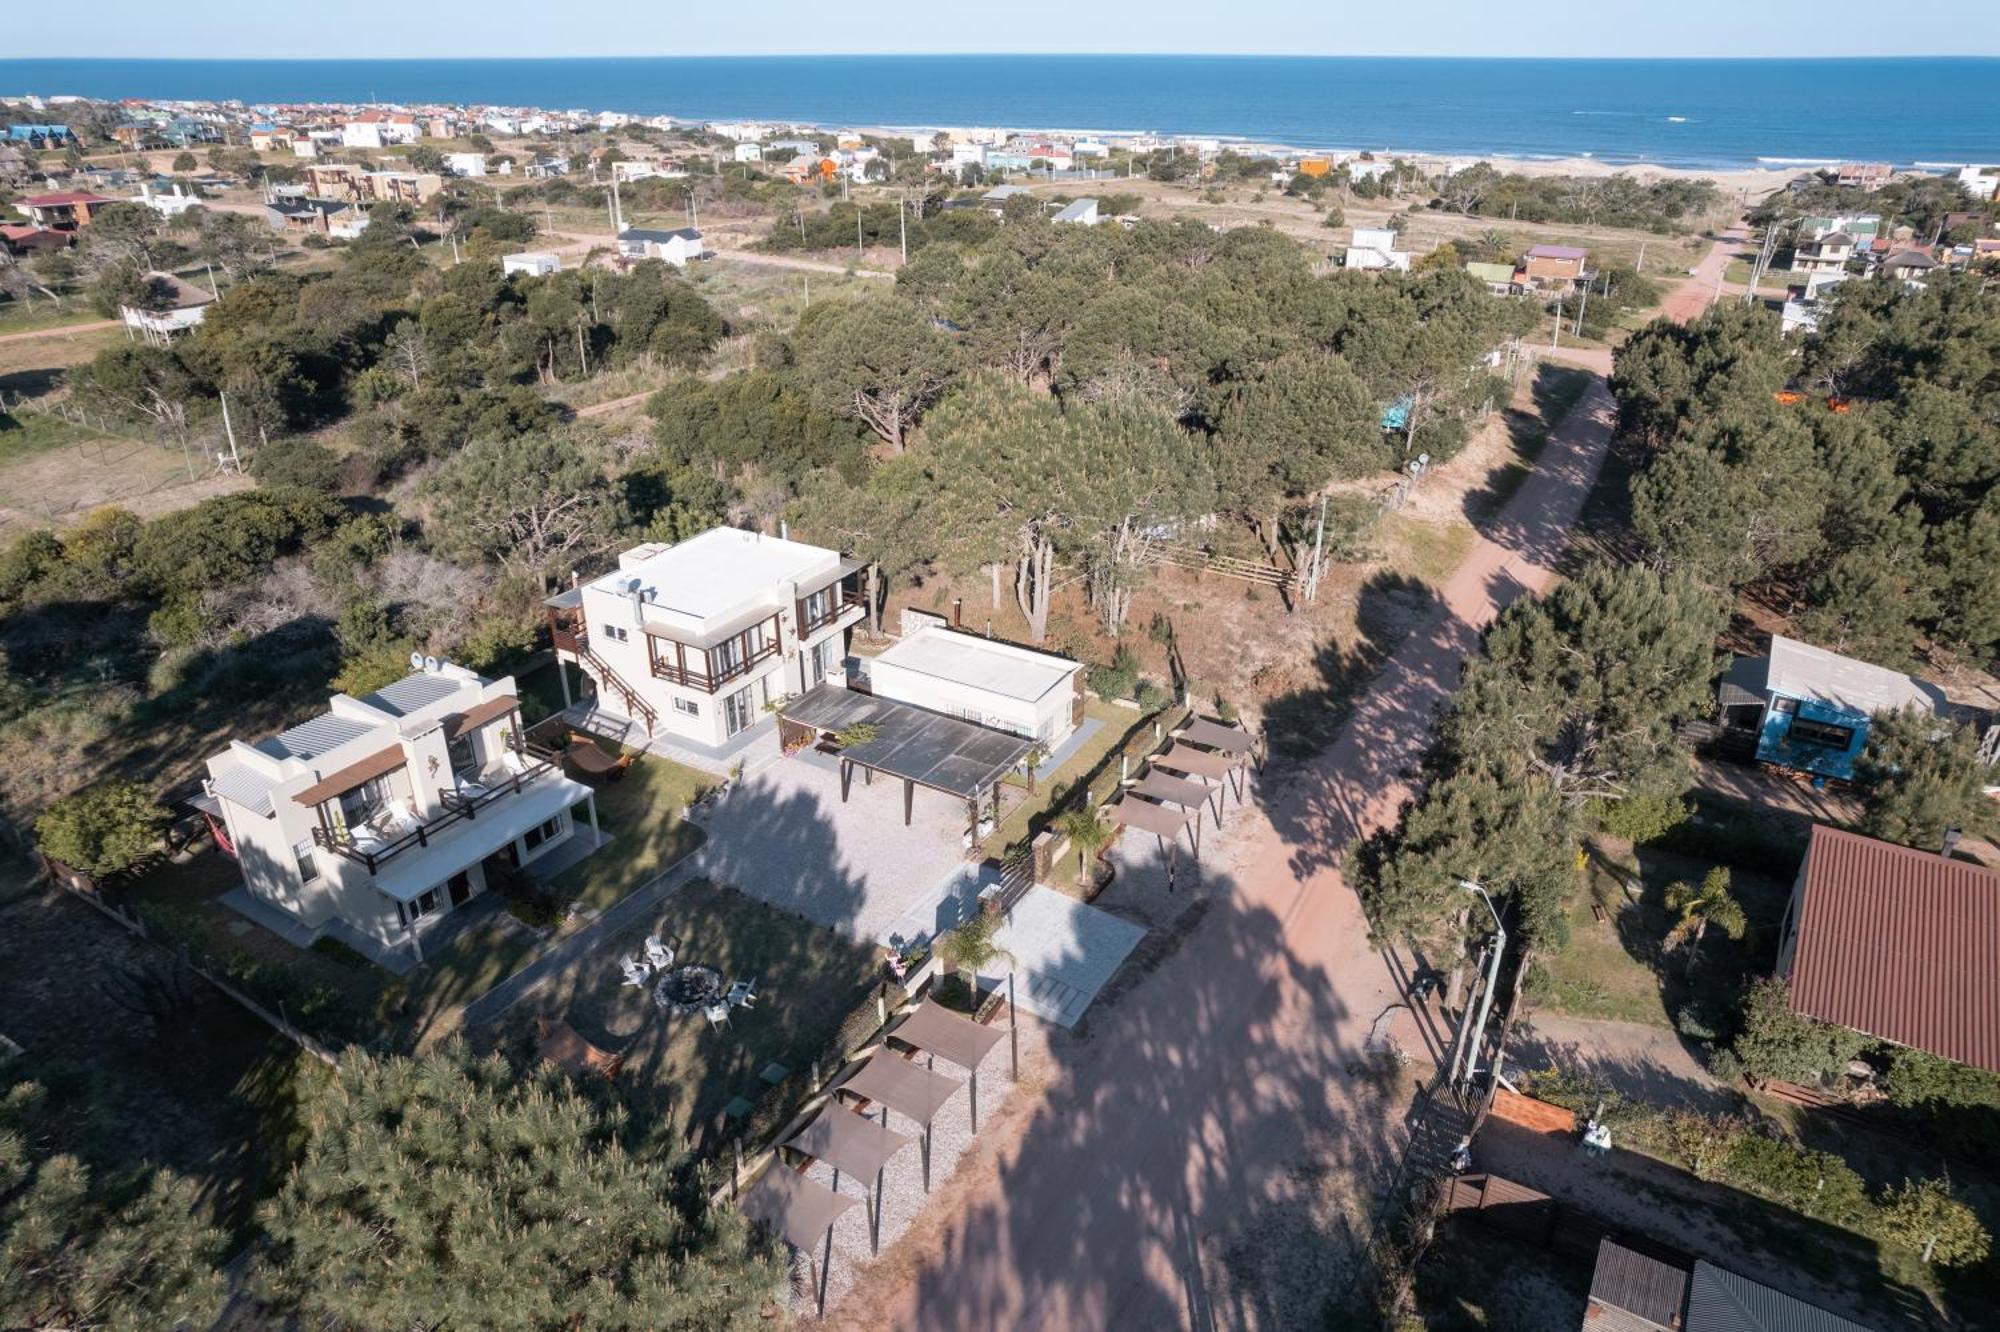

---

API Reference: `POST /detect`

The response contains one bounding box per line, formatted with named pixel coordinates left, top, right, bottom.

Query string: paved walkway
left=828, top=374, right=1624, bottom=1329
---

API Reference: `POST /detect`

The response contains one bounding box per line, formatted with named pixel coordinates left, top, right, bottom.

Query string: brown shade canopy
left=1155, top=742, right=1234, bottom=780
left=836, top=1052, right=964, bottom=1126
left=441, top=694, right=518, bottom=740
left=291, top=744, right=407, bottom=807
left=1181, top=716, right=1254, bottom=756
left=785, top=1102, right=913, bottom=1180
left=1132, top=769, right=1214, bottom=810
left=889, top=1001, right=1006, bottom=1072
left=1110, top=794, right=1198, bottom=839
left=738, top=1166, right=859, bottom=1251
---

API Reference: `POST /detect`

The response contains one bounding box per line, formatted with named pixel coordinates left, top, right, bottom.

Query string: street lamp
left=1451, top=879, right=1506, bottom=1091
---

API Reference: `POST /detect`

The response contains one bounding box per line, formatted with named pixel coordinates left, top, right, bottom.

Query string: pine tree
left=257, top=1046, right=779, bottom=1331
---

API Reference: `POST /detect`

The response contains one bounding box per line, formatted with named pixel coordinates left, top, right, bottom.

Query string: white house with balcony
left=545, top=527, right=869, bottom=757
left=119, top=271, right=215, bottom=346
left=195, top=662, right=596, bottom=969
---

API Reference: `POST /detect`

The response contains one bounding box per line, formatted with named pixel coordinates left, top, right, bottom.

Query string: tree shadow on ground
left=468, top=777, right=879, bottom=1155
left=1473, top=1114, right=1944, bottom=1330
left=871, top=856, right=1413, bottom=1331
left=1261, top=571, right=1438, bottom=766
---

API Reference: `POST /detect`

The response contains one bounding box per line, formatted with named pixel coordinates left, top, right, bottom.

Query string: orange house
left=17, top=191, right=117, bottom=230
left=1297, top=157, right=1332, bottom=177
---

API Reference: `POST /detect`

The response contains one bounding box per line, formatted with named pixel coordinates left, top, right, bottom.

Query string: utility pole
left=1453, top=881, right=1507, bottom=1094
left=1549, top=298, right=1561, bottom=351
left=1573, top=275, right=1590, bottom=337
left=898, top=194, right=907, bottom=263
left=218, top=390, right=242, bottom=473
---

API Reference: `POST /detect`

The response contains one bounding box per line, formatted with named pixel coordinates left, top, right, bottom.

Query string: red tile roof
left=1787, top=825, right=2000, bottom=1073
left=21, top=191, right=115, bottom=207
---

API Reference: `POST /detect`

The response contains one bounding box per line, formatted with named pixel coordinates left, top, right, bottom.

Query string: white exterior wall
left=206, top=667, right=544, bottom=946
left=869, top=661, right=1070, bottom=743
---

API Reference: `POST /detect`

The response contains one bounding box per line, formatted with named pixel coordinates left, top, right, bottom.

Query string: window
left=1787, top=716, right=1854, bottom=750
left=604, top=625, right=630, bottom=643
left=723, top=685, right=755, bottom=737
left=711, top=636, right=743, bottom=676
left=802, top=587, right=831, bottom=627
left=1771, top=696, right=1798, bottom=715
left=447, top=731, right=478, bottom=777
left=524, top=815, right=563, bottom=851
left=293, top=840, right=319, bottom=884
left=335, top=773, right=393, bottom=829
left=673, top=697, right=701, bottom=717
left=404, top=888, right=440, bottom=923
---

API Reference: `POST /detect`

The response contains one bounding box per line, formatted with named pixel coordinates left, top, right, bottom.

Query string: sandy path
left=0, top=318, right=119, bottom=344
left=825, top=370, right=1620, bottom=1330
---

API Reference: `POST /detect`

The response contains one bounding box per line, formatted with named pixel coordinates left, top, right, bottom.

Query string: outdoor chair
left=644, top=935, right=674, bottom=970
left=725, top=978, right=758, bottom=1009
left=619, top=955, right=652, bottom=989
left=703, top=1002, right=731, bottom=1031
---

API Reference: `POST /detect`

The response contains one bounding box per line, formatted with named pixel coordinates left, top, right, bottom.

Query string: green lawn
left=1528, top=838, right=1791, bottom=1031
left=548, top=751, right=711, bottom=913
left=988, top=699, right=1183, bottom=855
left=489, top=878, right=882, bottom=1151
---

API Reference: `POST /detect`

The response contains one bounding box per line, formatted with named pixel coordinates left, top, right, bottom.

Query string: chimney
left=1942, top=826, right=1963, bottom=860
left=952, top=598, right=963, bottom=628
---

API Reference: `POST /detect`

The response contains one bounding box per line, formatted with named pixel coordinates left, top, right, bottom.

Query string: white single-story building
left=617, top=225, right=703, bottom=266
left=1345, top=226, right=1412, bottom=272
left=119, top=270, right=214, bottom=345
left=868, top=624, right=1083, bottom=749
left=502, top=251, right=561, bottom=277
left=1051, top=197, right=1100, bottom=226
left=733, top=141, right=765, bottom=163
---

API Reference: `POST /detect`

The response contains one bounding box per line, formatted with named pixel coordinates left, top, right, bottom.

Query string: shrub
left=35, top=780, right=167, bottom=877
left=1879, top=1176, right=1991, bottom=1267
left=249, top=437, right=342, bottom=492
left=1722, top=1133, right=1869, bottom=1224
left=1883, top=1047, right=2000, bottom=1111
left=1591, top=793, right=1690, bottom=843
left=1732, top=977, right=1869, bottom=1086
left=1087, top=643, right=1141, bottom=699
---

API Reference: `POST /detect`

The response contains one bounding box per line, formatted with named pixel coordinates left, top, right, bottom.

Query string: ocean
left=2, top=56, right=1995, bottom=170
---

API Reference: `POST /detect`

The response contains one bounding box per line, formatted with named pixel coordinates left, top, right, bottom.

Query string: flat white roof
left=1766, top=635, right=1938, bottom=716
left=591, top=527, right=839, bottom=626
left=874, top=627, right=1076, bottom=705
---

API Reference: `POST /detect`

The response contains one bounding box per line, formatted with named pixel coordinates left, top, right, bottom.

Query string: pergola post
left=903, top=778, right=915, bottom=827
left=1009, top=970, right=1019, bottom=1082
left=970, top=1064, right=979, bottom=1132
left=870, top=1169, right=883, bottom=1255
left=840, top=758, right=852, bottom=802
left=816, top=1225, right=834, bottom=1318
left=587, top=792, right=600, bottom=842
left=922, top=1122, right=932, bottom=1192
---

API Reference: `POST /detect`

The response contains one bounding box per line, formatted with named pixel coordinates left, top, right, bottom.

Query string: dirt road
left=0, top=318, right=119, bottom=345
left=829, top=374, right=1622, bottom=1330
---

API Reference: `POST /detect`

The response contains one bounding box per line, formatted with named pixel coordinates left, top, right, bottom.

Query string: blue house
left=6, top=124, right=72, bottom=146
left=1716, top=634, right=1943, bottom=781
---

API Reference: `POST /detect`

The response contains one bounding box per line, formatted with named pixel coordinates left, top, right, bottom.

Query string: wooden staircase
left=571, top=636, right=658, bottom=736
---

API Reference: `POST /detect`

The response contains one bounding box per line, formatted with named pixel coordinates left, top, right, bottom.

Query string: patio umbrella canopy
left=890, top=1000, right=1006, bottom=1072
left=1180, top=717, right=1254, bottom=756
left=737, top=1165, right=859, bottom=1252
left=837, top=1051, right=964, bottom=1126
left=785, top=1102, right=914, bottom=1180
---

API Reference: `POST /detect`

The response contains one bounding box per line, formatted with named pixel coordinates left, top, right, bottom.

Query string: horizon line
left=4, top=52, right=1998, bottom=63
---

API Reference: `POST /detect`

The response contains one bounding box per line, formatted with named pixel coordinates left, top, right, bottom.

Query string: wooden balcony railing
left=312, top=745, right=558, bottom=875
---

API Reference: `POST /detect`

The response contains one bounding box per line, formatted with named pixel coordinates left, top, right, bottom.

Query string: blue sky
left=13, top=0, right=2000, bottom=59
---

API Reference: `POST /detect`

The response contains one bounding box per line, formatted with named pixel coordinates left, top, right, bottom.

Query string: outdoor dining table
left=653, top=963, right=725, bottom=1015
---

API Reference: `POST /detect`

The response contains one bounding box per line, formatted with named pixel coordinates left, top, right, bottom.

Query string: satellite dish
left=423, top=655, right=441, bottom=673
left=408, top=650, right=425, bottom=669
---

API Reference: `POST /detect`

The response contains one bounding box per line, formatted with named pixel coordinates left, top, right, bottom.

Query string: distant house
left=303, top=164, right=363, bottom=200
left=1780, top=299, right=1822, bottom=337
left=502, top=251, right=561, bottom=277
left=443, top=151, right=491, bottom=177
left=1835, top=161, right=1893, bottom=190
left=616, top=226, right=703, bottom=267
left=523, top=156, right=570, bottom=179
left=1714, top=633, right=1943, bottom=781
left=1519, top=243, right=1588, bottom=290
left=732, top=142, right=765, bottom=164
left=130, top=181, right=202, bottom=218
left=341, top=113, right=420, bottom=150
left=248, top=125, right=287, bottom=153
left=14, top=191, right=117, bottom=230
left=1584, top=1238, right=1869, bottom=1332
left=262, top=197, right=350, bottom=235
left=1956, top=163, right=2000, bottom=201
left=980, top=184, right=1033, bottom=215
left=1465, top=261, right=1518, bottom=294
left=868, top=624, right=1084, bottom=748
left=1800, top=211, right=1881, bottom=251
left=613, top=158, right=685, bottom=183
left=289, top=133, right=320, bottom=159
left=1790, top=229, right=1854, bottom=276
left=1777, top=825, right=2000, bottom=1076
left=361, top=170, right=443, bottom=204
left=118, top=270, right=215, bottom=345
left=0, top=223, right=71, bottom=257
left=1295, top=157, right=1333, bottom=177
left=1051, top=197, right=1100, bottom=226
left=1344, top=227, right=1411, bottom=272
left=1880, top=248, right=1938, bottom=284
left=6, top=123, right=73, bottom=148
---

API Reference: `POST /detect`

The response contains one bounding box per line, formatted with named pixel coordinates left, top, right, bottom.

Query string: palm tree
left=1057, top=806, right=1116, bottom=890
left=936, top=908, right=1013, bottom=990
left=1665, top=866, right=1747, bottom=972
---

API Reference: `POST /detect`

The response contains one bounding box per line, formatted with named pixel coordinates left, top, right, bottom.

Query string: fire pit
left=653, top=963, right=725, bottom=1015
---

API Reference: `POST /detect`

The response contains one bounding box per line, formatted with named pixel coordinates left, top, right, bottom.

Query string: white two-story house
left=546, top=527, right=868, bottom=753
left=195, top=662, right=596, bottom=966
